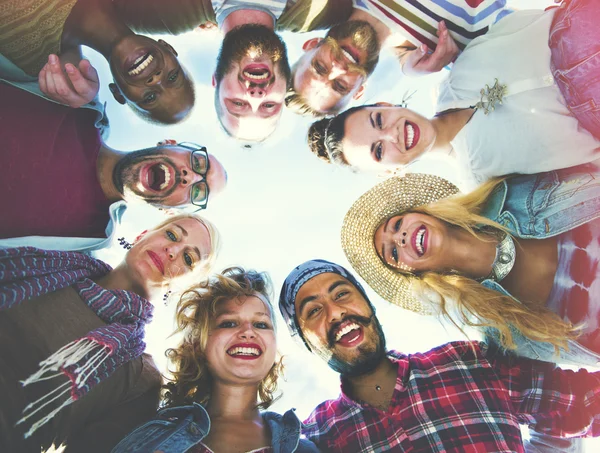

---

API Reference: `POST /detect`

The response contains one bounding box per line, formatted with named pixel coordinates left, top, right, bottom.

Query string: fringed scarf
left=0, top=247, right=153, bottom=438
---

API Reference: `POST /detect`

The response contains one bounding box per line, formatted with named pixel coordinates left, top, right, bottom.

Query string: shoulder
left=401, top=342, right=487, bottom=366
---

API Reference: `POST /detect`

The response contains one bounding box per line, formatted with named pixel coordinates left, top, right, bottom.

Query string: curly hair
left=162, top=267, right=283, bottom=410
left=390, top=177, right=579, bottom=351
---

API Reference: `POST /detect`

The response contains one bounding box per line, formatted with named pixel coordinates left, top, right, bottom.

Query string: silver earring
left=118, top=237, right=132, bottom=250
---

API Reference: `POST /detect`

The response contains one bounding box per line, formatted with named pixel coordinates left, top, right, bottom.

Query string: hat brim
left=341, top=173, right=460, bottom=314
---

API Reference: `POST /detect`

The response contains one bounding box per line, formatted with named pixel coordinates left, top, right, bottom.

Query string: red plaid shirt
left=303, top=342, right=600, bottom=452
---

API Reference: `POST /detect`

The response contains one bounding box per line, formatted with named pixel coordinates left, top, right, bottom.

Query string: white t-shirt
left=213, top=0, right=290, bottom=28
left=436, top=9, right=600, bottom=186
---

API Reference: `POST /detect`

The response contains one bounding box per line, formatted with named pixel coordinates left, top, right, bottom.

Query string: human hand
left=401, top=21, right=460, bottom=77
left=38, top=54, right=100, bottom=108
left=157, top=139, right=177, bottom=146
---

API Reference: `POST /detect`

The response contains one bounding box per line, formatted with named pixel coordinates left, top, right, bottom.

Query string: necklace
left=489, top=233, right=516, bottom=282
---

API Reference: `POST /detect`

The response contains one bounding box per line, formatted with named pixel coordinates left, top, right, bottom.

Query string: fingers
left=78, top=59, right=99, bottom=84
left=401, top=45, right=429, bottom=77
left=66, top=60, right=100, bottom=102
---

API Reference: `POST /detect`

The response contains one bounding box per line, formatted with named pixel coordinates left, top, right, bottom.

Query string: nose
left=382, top=127, right=399, bottom=144
left=247, top=85, right=266, bottom=98
left=164, top=241, right=184, bottom=260
left=326, top=302, right=346, bottom=323
left=328, top=65, right=347, bottom=80
left=146, top=70, right=162, bottom=86
left=395, top=230, right=408, bottom=248
left=180, top=167, right=206, bottom=186
left=239, top=321, right=257, bottom=339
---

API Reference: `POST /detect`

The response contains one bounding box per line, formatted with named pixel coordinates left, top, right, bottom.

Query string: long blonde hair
left=162, top=267, right=283, bottom=409
left=403, top=177, right=578, bottom=351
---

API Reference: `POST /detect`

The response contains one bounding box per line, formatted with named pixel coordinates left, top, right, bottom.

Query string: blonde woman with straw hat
left=341, top=164, right=600, bottom=367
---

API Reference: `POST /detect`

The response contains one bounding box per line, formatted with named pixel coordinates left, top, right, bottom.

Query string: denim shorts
left=550, top=0, right=600, bottom=139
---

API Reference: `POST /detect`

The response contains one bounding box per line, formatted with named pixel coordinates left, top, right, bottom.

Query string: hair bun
left=307, top=118, right=333, bottom=163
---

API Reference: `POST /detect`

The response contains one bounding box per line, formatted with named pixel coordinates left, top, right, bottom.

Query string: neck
left=221, top=9, right=275, bottom=34
left=206, top=381, right=262, bottom=420
left=345, top=356, right=396, bottom=406
left=445, top=227, right=498, bottom=279
left=349, top=9, right=391, bottom=46
left=62, top=0, right=133, bottom=59
left=97, top=142, right=126, bottom=202
left=94, top=262, right=154, bottom=300
left=429, top=109, right=475, bottom=155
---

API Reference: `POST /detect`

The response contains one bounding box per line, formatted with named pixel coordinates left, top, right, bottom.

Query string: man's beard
left=214, top=23, right=291, bottom=85
left=113, top=148, right=181, bottom=205
left=319, top=313, right=387, bottom=377
left=325, top=20, right=381, bottom=77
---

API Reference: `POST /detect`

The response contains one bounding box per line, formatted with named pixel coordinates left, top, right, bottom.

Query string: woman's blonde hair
left=162, top=267, right=283, bottom=409
left=141, top=213, right=222, bottom=293
left=399, top=177, right=578, bottom=351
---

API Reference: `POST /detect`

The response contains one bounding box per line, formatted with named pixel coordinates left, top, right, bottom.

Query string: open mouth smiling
left=340, top=46, right=359, bottom=65
left=227, top=344, right=263, bottom=360
left=332, top=320, right=364, bottom=347
left=404, top=121, right=420, bottom=151
left=411, top=225, right=428, bottom=257
left=141, top=162, right=174, bottom=193
left=243, top=64, right=271, bottom=82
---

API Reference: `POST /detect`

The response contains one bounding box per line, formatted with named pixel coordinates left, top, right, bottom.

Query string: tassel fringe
left=17, top=338, right=110, bottom=437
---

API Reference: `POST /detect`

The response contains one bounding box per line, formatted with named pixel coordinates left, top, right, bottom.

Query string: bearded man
left=0, top=83, right=227, bottom=254
left=288, top=0, right=512, bottom=117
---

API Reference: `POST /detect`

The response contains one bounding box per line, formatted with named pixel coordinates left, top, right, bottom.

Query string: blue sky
left=86, top=0, right=600, bottom=449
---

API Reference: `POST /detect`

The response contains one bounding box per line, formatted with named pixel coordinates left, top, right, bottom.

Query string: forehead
left=160, top=217, right=210, bottom=250
left=294, top=272, right=353, bottom=307
left=340, top=108, right=380, bottom=170
left=216, top=295, right=272, bottom=318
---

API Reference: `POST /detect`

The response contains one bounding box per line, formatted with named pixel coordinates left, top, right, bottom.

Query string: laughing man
left=0, top=0, right=197, bottom=125
left=279, top=259, right=600, bottom=452
left=0, top=83, right=227, bottom=254
left=287, top=0, right=513, bottom=117
left=111, top=0, right=354, bottom=142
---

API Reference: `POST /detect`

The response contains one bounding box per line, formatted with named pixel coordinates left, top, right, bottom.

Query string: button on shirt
left=303, top=342, right=600, bottom=452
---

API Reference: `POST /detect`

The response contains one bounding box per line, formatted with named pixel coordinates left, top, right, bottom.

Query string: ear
left=211, top=73, right=216, bottom=88
left=158, top=39, right=178, bottom=57
left=375, top=101, right=394, bottom=107
left=109, top=83, right=126, bottom=105
left=353, top=84, right=366, bottom=100
left=302, top=38, right=322, bottom=52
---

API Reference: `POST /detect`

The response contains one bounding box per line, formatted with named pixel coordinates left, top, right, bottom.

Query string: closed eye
left=313, top=60, right=327, bottom=76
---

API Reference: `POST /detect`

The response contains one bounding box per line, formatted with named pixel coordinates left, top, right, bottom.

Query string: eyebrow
left=176, top=223, right=203, bottom=260
left=297, top=280, right=349, bottom=317
left=216, top=310, right=270, bottom=317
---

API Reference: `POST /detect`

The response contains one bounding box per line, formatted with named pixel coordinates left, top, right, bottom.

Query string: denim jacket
left=111, top=403, right=320, bottom=453
left=479, top=163, right=600, bottom=367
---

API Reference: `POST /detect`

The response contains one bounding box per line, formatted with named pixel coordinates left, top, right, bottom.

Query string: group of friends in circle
left=1, top=0, right=600, bottom=452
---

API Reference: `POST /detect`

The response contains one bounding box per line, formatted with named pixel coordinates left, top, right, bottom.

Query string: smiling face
left=294, top=273, right=385, bottom=376
left=113, top=145, right=227, bottom=209
left=214, top=24, right=290, bottom=141
left=374, top=213, right=452, bottom=274
left=126, top=217, right=212, bottom=287
left=342, top=105, right=437, bottom=172
left=109, top=36, right=194, bottom=124
left=205, top=295, right=277, bottom=386
left=293, top=21, right=380, bottom=115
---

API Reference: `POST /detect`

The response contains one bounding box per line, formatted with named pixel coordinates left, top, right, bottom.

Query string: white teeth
left=227, top=347, right=261, bottom=356
left=406, top=123, right=415, bottom=149
left=335, top=323, right=360, bottom=342
left=128, top=54, right=154, bottom=76
left=159, top=164, right=170, bottom=190
left=341, top=48, right=357, bottom=64
left=243, top=70, right=269, bottom=80
left=415, top=227, right=426, bottom=255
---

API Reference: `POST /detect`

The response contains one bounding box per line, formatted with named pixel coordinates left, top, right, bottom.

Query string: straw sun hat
left=341, top=173, right=460, bottom=314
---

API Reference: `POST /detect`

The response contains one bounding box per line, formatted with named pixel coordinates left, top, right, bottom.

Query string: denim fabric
left=550, top=0, right=600, bottom=139
left=479, top=163, right=600, bottom=367
left=111, top=403, right=319, bottom=453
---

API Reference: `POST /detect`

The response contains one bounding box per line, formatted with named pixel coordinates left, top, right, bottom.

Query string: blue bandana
left=278, top=259, right=374, bottom=350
